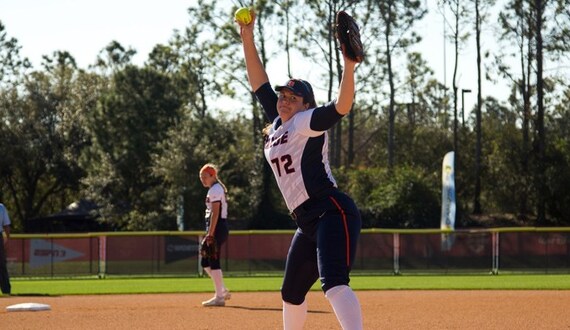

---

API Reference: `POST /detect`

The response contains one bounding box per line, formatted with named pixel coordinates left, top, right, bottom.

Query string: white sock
left=203, top=267, right=212, bottom=277
left=210, top=269, right=224, bottom=298
left=220, top=272, right=227, bottom=292
left=283, top=300, right=307, bottom=330
left=203, top=267, right=228, bottom=292
left=325, top=285, right=363, bottom=330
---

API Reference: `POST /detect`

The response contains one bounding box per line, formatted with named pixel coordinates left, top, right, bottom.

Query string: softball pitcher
left=237, top=12, right=363, bottom=330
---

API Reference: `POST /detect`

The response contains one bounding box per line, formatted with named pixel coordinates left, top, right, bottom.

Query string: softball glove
left=335, top=11, right=364, bottom=63
left=200, top=236, right=218, bottom=259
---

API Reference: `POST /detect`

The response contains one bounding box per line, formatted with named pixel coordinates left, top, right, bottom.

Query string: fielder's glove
left=335, top=11, right=364, bottom=63
left=200, top=236, right=218, bottom=259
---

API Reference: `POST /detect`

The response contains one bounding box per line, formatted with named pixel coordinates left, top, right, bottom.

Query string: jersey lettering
left=270, top=154, right=295, bottom=177
left=265, top=131, right=289, bottom=149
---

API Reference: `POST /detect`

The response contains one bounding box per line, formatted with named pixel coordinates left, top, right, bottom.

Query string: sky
left=1, top=0, right=517, bottom=114
left=1, top=0, right=191, bottom=68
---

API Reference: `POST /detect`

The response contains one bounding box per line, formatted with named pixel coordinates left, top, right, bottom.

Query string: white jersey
left=205, top=183, right=228, bottom=219
left=264, top=109, right=337, bottom=212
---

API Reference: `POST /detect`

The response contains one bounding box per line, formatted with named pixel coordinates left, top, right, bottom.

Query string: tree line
left=0, top=0, right=569, bottom=232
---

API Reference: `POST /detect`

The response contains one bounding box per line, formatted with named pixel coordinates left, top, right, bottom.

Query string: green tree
left=544, top=87, right=570, bottom=223
left=496, top=0, right=536, bottom=218
left=397, top=52, right=452, bottom=170
left=532, top=0, right=570, bottom=224
left=344, top=166, right=440, bottom=228
left=152, top=113, right=256, bottom=230
left=471, top=0, right=496, bottom=215
left=0, top=51, right=88, bottom=230
left=373, top=0, right=427, bottom=168
left=83, top=64, right=184, bottom=230
left=0, top=21, right=30, bottom=86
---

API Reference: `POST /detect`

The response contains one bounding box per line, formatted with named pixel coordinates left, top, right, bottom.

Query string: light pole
left=461, top=89, right=472, bottom=127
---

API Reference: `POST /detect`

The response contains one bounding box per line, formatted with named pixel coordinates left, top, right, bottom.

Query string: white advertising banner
left=30, top=239, right=84, bottom=268
left=441, top=151, right=456, bottom=251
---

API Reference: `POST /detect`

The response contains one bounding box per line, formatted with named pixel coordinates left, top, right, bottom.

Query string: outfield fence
left=6, top=228, right=570, bottom=278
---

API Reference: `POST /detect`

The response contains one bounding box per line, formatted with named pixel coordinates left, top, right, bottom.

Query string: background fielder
left=199, top=164, right=230, bottom=307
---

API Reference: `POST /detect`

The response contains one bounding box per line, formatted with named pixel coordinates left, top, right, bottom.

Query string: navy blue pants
left=281, top=190, right=361, bottom=305
left=0, top=240, right=11, bottom=294
left=201, top=219, right=229, bottom=270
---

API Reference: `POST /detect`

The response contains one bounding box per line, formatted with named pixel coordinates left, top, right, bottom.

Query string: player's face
left=199, top=172, right=214, bottom=187
left=277, top=89, right=308, bottom=122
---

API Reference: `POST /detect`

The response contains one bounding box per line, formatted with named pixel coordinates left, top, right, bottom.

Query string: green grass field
left=7, top=274, right=570, bottom=296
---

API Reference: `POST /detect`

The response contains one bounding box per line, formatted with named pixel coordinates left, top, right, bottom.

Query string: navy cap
left=275, top=79, right=316, bottom=107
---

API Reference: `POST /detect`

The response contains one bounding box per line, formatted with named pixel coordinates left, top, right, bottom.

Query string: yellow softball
left=234, top=7, right=252, bottom=25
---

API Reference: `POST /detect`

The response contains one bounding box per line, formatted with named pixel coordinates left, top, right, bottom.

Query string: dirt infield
left=2, top=290, right=569, bottom=329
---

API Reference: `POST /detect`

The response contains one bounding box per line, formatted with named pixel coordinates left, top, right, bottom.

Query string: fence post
left=491, top=232, right=499, bottom=275
left=98, top=235, right=107, bottom=278
left=198, top=234, right=204, bottom=277
left=393, top=233, right=400, bottom=275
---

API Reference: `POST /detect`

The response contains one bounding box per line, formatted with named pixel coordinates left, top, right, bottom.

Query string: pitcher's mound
left=6, top=302, right=51, bottom=312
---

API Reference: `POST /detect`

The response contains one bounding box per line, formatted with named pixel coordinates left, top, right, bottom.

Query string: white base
left=6, top=302, right=51, bottom=312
